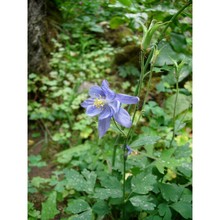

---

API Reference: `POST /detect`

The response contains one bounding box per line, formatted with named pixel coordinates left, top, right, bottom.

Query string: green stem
left=130, top=74, right=154, bottom=143
left=113, top=119, right=127, bottom=138
left=120, top=50, right=148, bottom=216
left=143, top=48, right=154, bottom=75
left=111, top=119, right=127, bottom=172
left=138, top=50, right=146, bottom=97
left=112, top=135, right=120, bottom=168
left=127, top=48, right=153, bottom=115
left=121, top=39, right=154, bottom=220
left=143, top=68, right=153, bottom=107
left=137, top=58, right=154, bottom=125
left=122, top=144, right=127, bottom=220
left=128, top=48, right=156, bottom=143
left=127, top=51, right=146, bottom=138
left=169, top=75, right=179, bottom=147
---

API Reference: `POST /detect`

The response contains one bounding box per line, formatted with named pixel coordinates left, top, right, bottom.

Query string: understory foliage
left=28, top=0, right=192, bottom=219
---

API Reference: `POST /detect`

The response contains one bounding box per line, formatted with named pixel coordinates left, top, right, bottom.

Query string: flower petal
left=115, top=93, right=139, bottom=104
left=98, top=117, right=111, bottom=138
left=89, top=86, right=105, bottom=98
left=86, top=105, right=102, bottom=116
left=108, top=100, right=120, bottom=114
left=102, top=79, right=109, bottom=87
left=99, top=105, right=113, bottom=120
left=113, top=108, right=132, bottom=128
left=81, top=98, right=94, bottom=108
left=101, top=80, right=116, bottom=100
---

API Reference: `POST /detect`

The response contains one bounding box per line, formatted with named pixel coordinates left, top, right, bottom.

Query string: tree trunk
left=28, top=0, right=61, bottom=74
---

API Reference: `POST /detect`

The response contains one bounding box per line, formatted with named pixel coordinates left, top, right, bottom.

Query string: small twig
left=39, top=119, right=53, bottom=141
left=32, top=139, right=44, bottom=148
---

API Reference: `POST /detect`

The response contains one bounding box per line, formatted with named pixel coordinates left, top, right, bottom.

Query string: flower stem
left=111, top=119, right=128, bottom=172
left=120, top=51, right=150, bottom=219
left=128, top=48, right=156, bottom=143
left=122, top=144, right=127, bottom=220
left=112, top=135, right=120, bottom=168
left=113, top=118, right=127, bottom=138
left=127, top=50, right=146, bottom=138
left=169, top=75, right=179, bottom=148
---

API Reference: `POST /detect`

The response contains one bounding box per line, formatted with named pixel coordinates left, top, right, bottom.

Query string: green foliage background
left=28, top=0, right=192, bottom=219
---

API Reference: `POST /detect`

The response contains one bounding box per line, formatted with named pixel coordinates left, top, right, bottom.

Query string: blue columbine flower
left=81, top=80, right=139, bottom=138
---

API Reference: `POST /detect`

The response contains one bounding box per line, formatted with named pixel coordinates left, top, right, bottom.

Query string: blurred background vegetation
left=28, top=0, right=192, bottom=219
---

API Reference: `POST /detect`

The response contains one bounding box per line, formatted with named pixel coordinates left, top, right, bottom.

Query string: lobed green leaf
left=129, top=195, right=156, bottom=211
left=158, top=183, right=184, bottom=202
left=92, top=200, right=110, bottom=216
left=66, top=199, right=90, bottom=214
left=171, top=201, right=192, bottom=219
left=131, top=172, right=157, bottom=194
left=130, top=136, right=161, bottom=148
left=41, top=192, right=59, bottom=220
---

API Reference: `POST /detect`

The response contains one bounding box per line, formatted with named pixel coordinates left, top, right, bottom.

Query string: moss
left=114, top=44, right=140, bottom=67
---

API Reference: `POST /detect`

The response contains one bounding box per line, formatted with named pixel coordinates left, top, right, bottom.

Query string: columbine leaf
left=93, top=188, right=123, bottom=200
left=180, top=188, right=192, bottom=203
left=171, top=201, right=192, bottom=219
left=164, top=93, right=191, bottom=116
left=55, top=144, right=91, bottom=164
left=158, top=203, right=172, bottom=220
left=81, top=169, right=97, bottom=193
left=64, top=169, right=96, bottom=194
left=66, top=199, right=90, bottom=214
left=29, top=155, right=47, bottom=167
left=99, top=175, right=122, bottom=189
left=68, top=209, right=93, bottom=220
left=41, top=192, right=59, bottom=220
left=64, top=169, right=87, bottom=191
left=129, top=195, right=156, bottom=211
left=31, top=177, right=50, bottom=188
left=131, top=172, right=157, bottom=194
left=158, top=183, right=184, bottom=202
left=130, top=136, right=161, bottom=148
left=92, top=200, right=110, bottom=216
left=93, top=175, right=123, bottom=200
left=127, top=154, right=152, bottom=170
left=170, top=32, right=187, bottom=53
left=28, top=202, right=41, bottom=219
left=153, top=148, right=182, bottom=174
left=174, top=143, right=192, bottom=159
left=155, top=41, right=185, bottom=66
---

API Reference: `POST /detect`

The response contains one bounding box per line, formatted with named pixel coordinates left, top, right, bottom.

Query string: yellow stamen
left=94, top=98, right=105, bottom=108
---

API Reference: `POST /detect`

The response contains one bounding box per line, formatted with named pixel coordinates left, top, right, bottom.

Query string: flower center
left=93, top=98, right=105, bottom=108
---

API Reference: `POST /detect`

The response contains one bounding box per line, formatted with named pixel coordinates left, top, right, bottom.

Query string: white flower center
left=93, top=98, right=106, bottom=108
